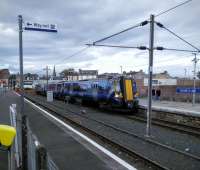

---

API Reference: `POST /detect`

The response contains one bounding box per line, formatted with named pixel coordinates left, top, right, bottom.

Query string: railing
left=0, top=86, right=7, bottom=96
left=10, top=104, right=59, bottom=170
left=10, top=104, right=21, bottom=170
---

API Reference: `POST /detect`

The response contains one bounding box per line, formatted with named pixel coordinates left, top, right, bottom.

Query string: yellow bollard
left=0, top=125, right=16, bottom=148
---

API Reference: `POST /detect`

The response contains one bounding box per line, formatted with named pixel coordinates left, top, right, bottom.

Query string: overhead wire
left=89, top=0, right=192, bottom=46
left=92, top=21, right=149, bottom=44
left=125, top=55, right=193, bottom=69
left=31, top=1, right=194, bottom=75
left=55, top=46, right=90, bottom=65
left=155, top=46, right=199, bottom=53
left=155, top=22, right=200, bottom=52
left=155, top=0, right=192, bottom=17
left=29, top=47, right=89, bottom=75
left=86, top=44, right=148, bottom=50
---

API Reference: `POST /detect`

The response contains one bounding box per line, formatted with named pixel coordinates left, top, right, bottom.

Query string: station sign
left=24, top=22, right=57, bottom=32
left=47, top=91, right=53, bottom=102
left=176, top=87, right=200, bottom=94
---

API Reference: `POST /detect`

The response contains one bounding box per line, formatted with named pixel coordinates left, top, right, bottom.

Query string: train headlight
left=115, top=92, right=123, bottom=98
left=134, top=92, right=139, bottom=98
left=115, top=94, right=119, bottom=98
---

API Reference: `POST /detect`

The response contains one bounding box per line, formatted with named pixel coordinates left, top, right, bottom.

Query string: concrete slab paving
left=139, top=98, right=200, bottom=116
left=0, top=91, right=12, bottom=170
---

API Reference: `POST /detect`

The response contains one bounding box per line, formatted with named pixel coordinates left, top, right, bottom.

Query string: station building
left=126, top=70, right=200, bottom=103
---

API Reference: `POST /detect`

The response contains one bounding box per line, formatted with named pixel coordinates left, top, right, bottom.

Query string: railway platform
left=139, top=98, right=200, bottom=117
left=0, top=91, right=10, bottom=170
left=0, top=90, right=135, bottom=170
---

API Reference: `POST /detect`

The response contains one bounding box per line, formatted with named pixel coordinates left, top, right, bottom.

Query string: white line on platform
left=14, top=92, right=137, bottom=170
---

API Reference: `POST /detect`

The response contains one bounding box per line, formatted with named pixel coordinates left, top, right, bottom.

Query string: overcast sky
left=0, top=0, right=200, bottom=77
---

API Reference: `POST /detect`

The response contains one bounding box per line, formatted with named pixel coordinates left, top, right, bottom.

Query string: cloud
left=0, top=0, right=199, bottom=77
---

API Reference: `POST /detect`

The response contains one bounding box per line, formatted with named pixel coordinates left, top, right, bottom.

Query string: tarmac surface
left=139, top=98, right=200, bottom=116
left=0, top=90, right=11, bottom=170
left=0, top=90, right=133, bottom=170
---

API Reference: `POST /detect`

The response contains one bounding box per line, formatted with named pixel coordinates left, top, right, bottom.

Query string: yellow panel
left=0, top=125, right=16, bottom=147
left=125, top=80, right=133, bottom=101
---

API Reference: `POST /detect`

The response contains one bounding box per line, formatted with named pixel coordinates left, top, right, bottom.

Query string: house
left=78, top=69, right=98, bottom=80
left=98, top=73, right=121, bottom=79
left=126, top=70, right=148, bottom=79
left=24, top=73, right=39, bottom=80
left=0, top=69, right=10, bottom=87
left=60, top=69, right=98, bottom=81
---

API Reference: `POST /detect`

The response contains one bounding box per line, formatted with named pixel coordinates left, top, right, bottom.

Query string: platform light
left=0, top=125, right=16, bottom=148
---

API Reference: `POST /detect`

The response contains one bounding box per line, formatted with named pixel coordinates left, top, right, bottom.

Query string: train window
left=152, top=80, right=158, bottom=85
left=73, top=84, right=81, bottom=91
left=93, top=84, right=98, bottom=89
left=48, top=84, right=56, bottom=90
left=57, top=84, right=62, bottom=90
left=64, top=84, right=70, bottom=91
left=98, top=85, right=104, bottom=91
left=79, top=84, right=88, bottom=91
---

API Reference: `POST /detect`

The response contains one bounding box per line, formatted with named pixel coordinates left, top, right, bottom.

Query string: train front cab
left=120, top=77, right=139, bottom=111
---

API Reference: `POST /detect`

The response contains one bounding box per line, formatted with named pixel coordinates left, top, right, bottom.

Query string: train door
left=92, top=82, right=98, bottom=101
left=120, top=77, right=134, bottom=108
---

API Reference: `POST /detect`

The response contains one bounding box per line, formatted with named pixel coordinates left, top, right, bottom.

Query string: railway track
left=25, top=94, right=200, bottom=170
left=126, top=113, right=200, bottom=137
left=95, top=104, right=200, bottom=137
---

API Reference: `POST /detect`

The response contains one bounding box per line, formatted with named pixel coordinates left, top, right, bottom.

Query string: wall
left=159, top=85, right=200, bottom=103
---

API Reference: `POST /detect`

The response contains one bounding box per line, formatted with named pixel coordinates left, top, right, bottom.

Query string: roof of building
left=153, top=71, right=171, bottom=79
left=79, top=69, right=98, bottom=75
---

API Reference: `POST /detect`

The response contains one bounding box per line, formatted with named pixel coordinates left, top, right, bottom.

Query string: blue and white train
left=35, top=77, right=139, bottom=111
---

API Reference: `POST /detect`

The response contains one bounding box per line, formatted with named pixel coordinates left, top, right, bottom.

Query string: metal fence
left=10, top=104, right=21, bottom=170
left=0, top=87, right=7, bottom=96
left=10, top=104, right=59, bottom=170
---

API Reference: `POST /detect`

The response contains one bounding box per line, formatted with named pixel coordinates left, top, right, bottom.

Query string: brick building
left=0, top=69, right=10, bottom=87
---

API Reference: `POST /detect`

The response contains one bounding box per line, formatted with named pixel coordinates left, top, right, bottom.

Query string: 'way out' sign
left=24, top=22, right=57, bottom=32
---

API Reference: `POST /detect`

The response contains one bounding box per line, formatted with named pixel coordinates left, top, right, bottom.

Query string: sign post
left=18, top=15, right=24, bottom=117
left=18, top=15, right=57, bottom=169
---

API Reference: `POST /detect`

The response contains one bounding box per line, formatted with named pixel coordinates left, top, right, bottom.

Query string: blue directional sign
left=176, top=87, right=200, bottom=93
left=24, top=22, right=57, bottom=32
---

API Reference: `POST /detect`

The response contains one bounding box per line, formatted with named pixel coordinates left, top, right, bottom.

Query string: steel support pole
left=18, top=15, right=28, bottom=170
left=146, top=14, right=155, bottom=137
left=18, top=15, right=24, bottom=116
left=192, top=53, right=198, bottom=106
left=46, top=66, right=49, bottom=91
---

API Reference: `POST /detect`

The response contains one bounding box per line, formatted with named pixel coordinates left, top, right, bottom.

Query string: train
left=35, top=77, right=139, bottom=111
